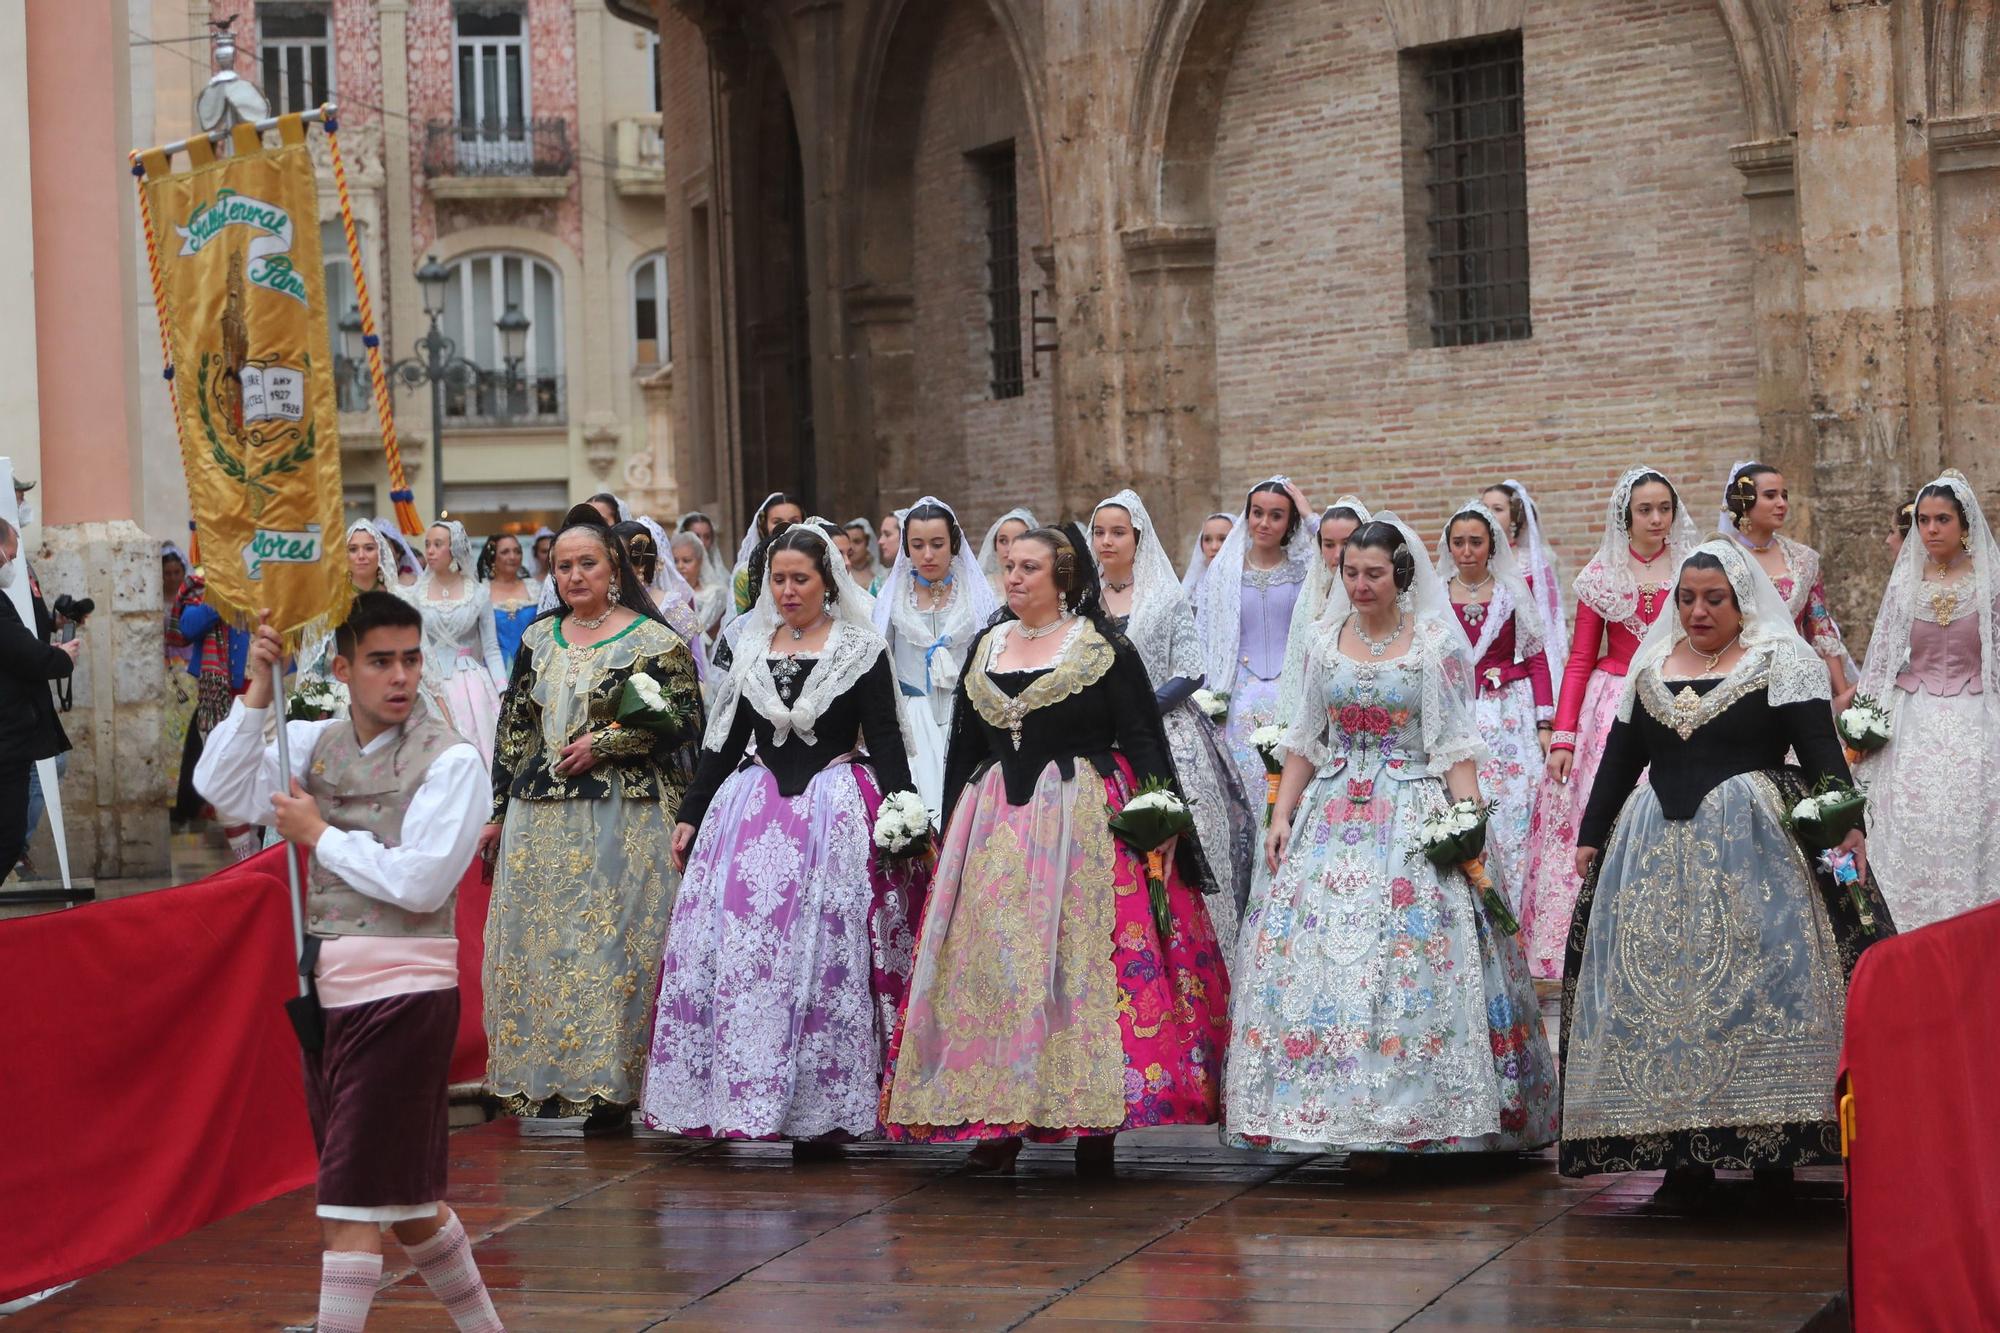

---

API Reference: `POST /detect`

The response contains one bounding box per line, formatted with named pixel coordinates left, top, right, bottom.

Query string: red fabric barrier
left=1839, top=900, right=2000, bottom=1330
left=450, top=861, right=492, bottom=1087
left=0, top=859, right=318, bottom=1303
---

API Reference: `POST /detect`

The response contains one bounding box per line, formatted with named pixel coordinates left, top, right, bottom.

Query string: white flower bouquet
left=1786, top=780, right=1867, bottom=852
left=1416, top=798, right=1518, bottom=935
left=1192, top=688, right=1229, bottom=722
left=614, top=669, right=688, bottom=736
left=1107, top=777, right=1194, bottom=944
left=1836, top=695, right=1891, bottom=754
left=871, top=790, right=933, bottom=859
left=286, top=676, right=348, bottom=722
left=1248, top=723, right=1286, bottom=825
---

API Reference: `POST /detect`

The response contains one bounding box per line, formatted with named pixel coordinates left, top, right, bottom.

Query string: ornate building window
left=971, top=143, right=1024, bottom=400
left=631, top=251, right=669, bottom=368
left=257, top=4, right=334, bottom=116
left=1405, top=34, right=1531, bottom=348
left=441, top=251, right=565, bottom=425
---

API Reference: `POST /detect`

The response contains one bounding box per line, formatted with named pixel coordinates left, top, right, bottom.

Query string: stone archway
left=840, top=0, right=1059, bottom=531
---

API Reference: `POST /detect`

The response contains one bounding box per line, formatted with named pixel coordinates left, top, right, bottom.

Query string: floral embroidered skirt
left=1474, top=676, right=1543, bottom=916
left=640, top=761, right=928, bottom=1140
left=1559, top=770, right=1893, bottom=1176
left=1223, top=761, right=1558, bottom=1154
left=1860, top=688, right=2000, bottom=930
left=1519, top=665, right=1624, bottom=978
left=484, top=792, right=678, bottom=1117
left=882, top=756, right=1230, bottom=1142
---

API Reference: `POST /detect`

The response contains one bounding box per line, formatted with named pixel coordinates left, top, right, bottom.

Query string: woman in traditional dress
left=1180, top=512, right=1235, bottom=604
left=872, top=497, right=997, bottom=822
left=293, top=519, right=396, bottom=706
left=1196, top=478, right=1315, bottom=818
left=730, top=493, right=806, bottom=616
left=376, top=520, right=421, bottom=588
left=586, top=491, right=625, bottom=525
left=1090, top=489, right=1257, bottom=947
left=843, top=518, right=886, bottom=593
left=1225, top=517, right=1557, bottom=1158
left=1720, top=462, right=1856, bottom=703
left=480, top=505, right=703, bottom=1133
left=876, top=512, right=902, bottom=590
left=478, top=532, right=541, bottom=676
left=161, top=543, right=199, bottom=808
left=977, top=508, right=1039, bottom=600
left=1482, top=480, right=1569, bottom=706
left=1564, top=540, right=1891, bottom=1198
left=400, top=521, right=506, bottom=766
left=1438, top=501, right=1553, bottom=913
left=642, top=522, right=926, bottom=1149
left=673, top=531, right=730, bottom=647
left=530, top=527, right=556, bottom=583
left=1855, top=470, right=2000, bottom=928
left=1518, top=467, right=1696, bottom=979
left=884, top=523, right=1229, bottom=1173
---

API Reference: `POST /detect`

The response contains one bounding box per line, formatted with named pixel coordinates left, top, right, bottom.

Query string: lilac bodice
left=1898, top=614, right=1983, bottom=697
left=1237, top=565, right=1304, bottom=682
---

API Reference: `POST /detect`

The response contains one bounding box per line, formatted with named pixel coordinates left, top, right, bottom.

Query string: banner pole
left=269, top=660, right=308, bottom=998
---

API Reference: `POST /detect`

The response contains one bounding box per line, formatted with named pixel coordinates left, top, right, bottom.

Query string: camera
left=52, top=594, right=94, bottom=645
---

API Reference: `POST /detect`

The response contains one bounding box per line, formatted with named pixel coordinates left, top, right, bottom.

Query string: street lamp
left=342, top=257, right=534, bottom=520
left=388, top=254, right=478, bottom=518
left=497, top=302, right=531, bottom=416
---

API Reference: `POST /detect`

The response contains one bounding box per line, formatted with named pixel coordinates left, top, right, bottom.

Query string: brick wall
left=1211, top=0, right=1758, bottom=583
left=899, top=0, right=1058, bottom=540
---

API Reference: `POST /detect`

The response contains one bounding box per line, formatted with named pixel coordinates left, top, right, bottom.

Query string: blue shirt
left=177, top=604, right=251, bottom=690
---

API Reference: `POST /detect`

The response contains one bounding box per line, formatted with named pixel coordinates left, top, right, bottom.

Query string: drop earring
left=609, top=584, right=622, bottom=605
left=1059, top=591, right=1069, bottom=619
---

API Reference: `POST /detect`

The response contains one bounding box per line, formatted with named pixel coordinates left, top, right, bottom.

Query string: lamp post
left=337, top=256, right=533, bottom=521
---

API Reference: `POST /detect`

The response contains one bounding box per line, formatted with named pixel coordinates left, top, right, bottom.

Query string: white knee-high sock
left=316, top=1250, right=382, bottom=1333
left=404, top=1210, right=503, bottom=1332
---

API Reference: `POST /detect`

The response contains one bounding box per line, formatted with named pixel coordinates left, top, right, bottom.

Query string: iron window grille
left=1420, top=34, right=1531, bottom=347
left=974, top=144, right=1024, bottom=400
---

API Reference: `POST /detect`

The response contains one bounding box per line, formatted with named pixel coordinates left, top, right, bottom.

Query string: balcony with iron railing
left=443, top=368, right=567, bottom=429
left=423, top=119, right=574, bottom=201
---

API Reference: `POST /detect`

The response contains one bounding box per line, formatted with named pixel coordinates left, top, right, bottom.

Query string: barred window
left=257, top=5, right=333, bottom=116
left=972, top=144, right=1023, bottom=400
left=1409, top=34, right=1530, bottom=347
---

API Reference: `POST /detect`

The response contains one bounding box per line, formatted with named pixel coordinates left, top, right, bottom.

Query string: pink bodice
left=1898, top=614, right=1984, bottom=697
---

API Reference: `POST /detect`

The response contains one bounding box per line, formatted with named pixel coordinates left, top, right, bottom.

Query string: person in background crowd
left=530, top=527, right=556, bottom=582
left=401, top=521, right=506, bottom=767
left=844, top=518, right=886, bottom=593
left=176, top=558, right=259, bottom=860
left=1180, top=512, right=1235, bottom=603
left=730, top=494, right=807, bottom=615
left=587, top=492, right=625, bottom=526
left=673, top=532, right=729, bottom=648
left=160, top=541, right=200, bottom=836
left=877, top=511, right=902, bottom=585
left=0, top=517, right=77, bottom=886
left=194, top=596, right=502, bottom=1333
left=477, top=533, right=540, bottom=676
left=976, top=508, right=1039, bottom=601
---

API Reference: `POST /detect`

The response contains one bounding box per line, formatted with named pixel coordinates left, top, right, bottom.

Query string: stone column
left=1790, top=0, right=1939, bottom=646
left=24, top=0, right=169, bottom=879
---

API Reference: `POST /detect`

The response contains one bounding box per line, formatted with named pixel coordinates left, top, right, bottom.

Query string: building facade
left=626, top=0, right=2000, bottom=648
left=0, top=0, right=664, bottom=879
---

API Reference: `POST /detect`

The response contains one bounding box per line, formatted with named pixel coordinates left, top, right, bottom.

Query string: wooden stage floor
left=11, top=1122, right=1847, bottom=1331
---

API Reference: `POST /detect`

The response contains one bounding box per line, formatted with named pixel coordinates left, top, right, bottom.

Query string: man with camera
left=0, top=515, right=78, bottom=886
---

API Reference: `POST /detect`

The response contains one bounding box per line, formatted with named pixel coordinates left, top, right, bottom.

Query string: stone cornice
left=1120, top=224, right=1217, bottom=275
left=1729, top=137, right=1795, bottom=198
left=1930, top=115, right=2000, bottom=174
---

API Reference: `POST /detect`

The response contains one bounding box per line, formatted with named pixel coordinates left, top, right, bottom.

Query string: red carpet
left=0, top=847, right=491, bottom=1303
left=1840, top=899, right=2000, bottom=1329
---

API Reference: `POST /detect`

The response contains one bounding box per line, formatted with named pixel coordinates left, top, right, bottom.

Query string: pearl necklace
left=1451, top=571, right=1493, bottom=597
left=1353, top=612, right=1404, bottom=658
left=1014, top=613, right=1073, bottom=641
left=568, top=608, right=614, bottom=630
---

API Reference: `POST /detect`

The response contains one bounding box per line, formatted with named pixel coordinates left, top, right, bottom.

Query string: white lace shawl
left=1090, top=489, right=1201, bottom=685
left=703, top=522, right=893, bottom=752
left=1280, top=616, right=1488, bottom=778
left=403, top=571, right=504, bottom=687
left=1435, top=500, right=1546, bottom=666
left=1273, top=497, right=1372, bottom=749
left=1618, top=539, right=1830, bottom=723
left=1572, top=465, right=1701, bottom=633
left=870, top=495, right=996, bottom=700
left=1500, top=478, right=1569, bottom=683
left=1180, top=512, right=1234, bottom=599
left=1858, top=470, right=2000, bottom=708
left=1195, top=477, right=1318, bottom=695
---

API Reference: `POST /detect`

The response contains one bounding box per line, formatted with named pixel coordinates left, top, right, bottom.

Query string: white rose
left=1792, top=796, right=1822, bottom=822
left=629, top=672, right=667, bottom=711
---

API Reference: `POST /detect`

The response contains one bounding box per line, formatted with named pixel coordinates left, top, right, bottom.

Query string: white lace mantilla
left=703, top=618, right=886, bottom=751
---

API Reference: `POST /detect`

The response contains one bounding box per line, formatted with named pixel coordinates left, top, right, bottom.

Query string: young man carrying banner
left=194, top=592, right=501, bottom=1332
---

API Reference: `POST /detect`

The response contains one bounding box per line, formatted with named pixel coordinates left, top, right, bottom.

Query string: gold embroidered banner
left=139, top=117, right=350, bottom=649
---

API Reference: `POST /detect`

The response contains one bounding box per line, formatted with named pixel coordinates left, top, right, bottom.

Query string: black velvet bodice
left=677, top=650, right=913, bottom=828
left=938, top=622, right=1174, bottom=817
left=1577, top=675, right=1851, bottom=850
